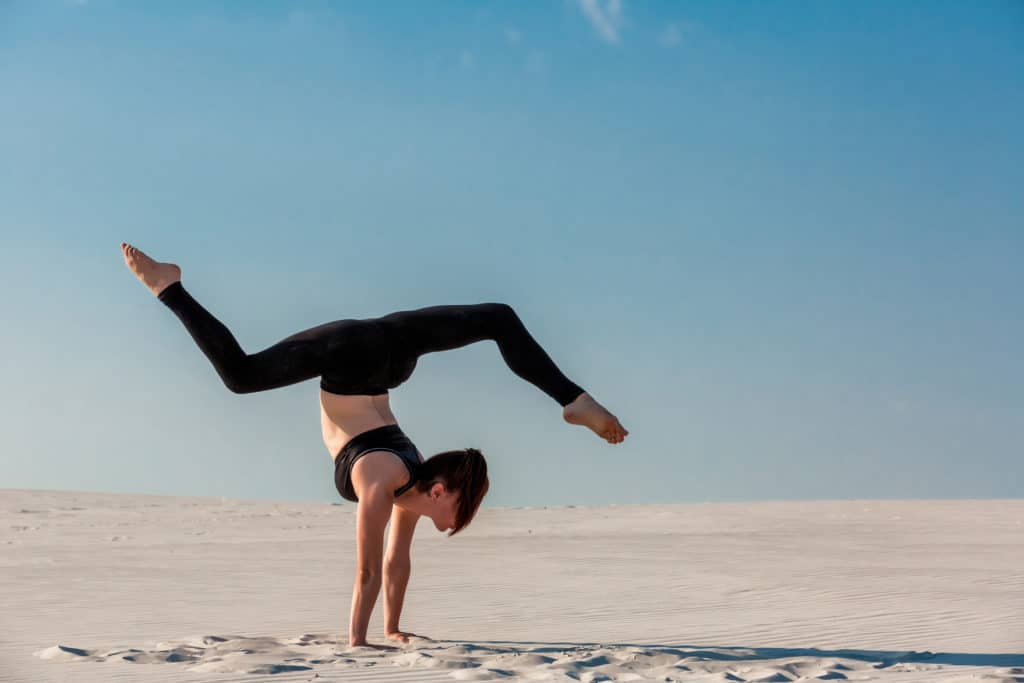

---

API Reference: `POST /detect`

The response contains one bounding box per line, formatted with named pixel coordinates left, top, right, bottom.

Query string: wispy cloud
left=502, top=24, right=544, bottom=74
left=574, top=0, right=624, bottom=45
left=525, top=49, right=547, bottom=74
left=286, top=9, right=312, bottom=30
left=886, top=397, right=912, bottom=413
left=187, top=6, right=344, bottom=38
left=658, top=22, right=682, bottom=48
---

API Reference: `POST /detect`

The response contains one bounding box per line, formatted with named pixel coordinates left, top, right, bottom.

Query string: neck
left=395, top=488, right=430, bottom=516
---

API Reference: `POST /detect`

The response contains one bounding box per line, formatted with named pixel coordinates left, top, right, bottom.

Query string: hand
left=385, top=630, right=430, bottom=644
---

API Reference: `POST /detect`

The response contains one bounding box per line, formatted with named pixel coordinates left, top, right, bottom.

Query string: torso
left=320, top=389, right=399, bottom=463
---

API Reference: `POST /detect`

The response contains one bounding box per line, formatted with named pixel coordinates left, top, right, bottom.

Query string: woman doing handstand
left=120, top=242, right=629, bottom=647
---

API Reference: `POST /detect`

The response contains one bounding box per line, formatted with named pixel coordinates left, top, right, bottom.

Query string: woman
left=120, top=242, right=629, bottom=648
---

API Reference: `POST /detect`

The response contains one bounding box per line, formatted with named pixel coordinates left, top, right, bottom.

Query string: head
left=415, top=447, right=489, bottom=537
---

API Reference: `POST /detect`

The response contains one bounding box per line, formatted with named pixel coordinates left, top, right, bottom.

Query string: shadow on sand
left=441, top=639, right=1024, bottom=669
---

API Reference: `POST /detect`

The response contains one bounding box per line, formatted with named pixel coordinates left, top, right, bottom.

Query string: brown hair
left=416, top=447, right=489, bottom=536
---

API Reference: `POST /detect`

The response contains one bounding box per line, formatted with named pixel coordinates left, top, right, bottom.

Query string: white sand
left=2, top=489, right=1022, bottom=682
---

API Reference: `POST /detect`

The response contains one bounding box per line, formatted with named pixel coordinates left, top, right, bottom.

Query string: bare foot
left=562, top=392, right=629, bottom=444
left=120, top=242, right=181, bottom=297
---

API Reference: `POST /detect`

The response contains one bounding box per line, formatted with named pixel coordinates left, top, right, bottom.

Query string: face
left=427, top=482, right=459, bottom=533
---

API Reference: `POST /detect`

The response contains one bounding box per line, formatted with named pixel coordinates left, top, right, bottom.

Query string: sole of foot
left=121, top=242, right=181, bottom=297
left=563, top=392, right=629, bottom=444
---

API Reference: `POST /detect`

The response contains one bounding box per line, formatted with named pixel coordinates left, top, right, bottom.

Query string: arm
left=348, top=484, right=393, bottom=647
left=383, top=504, right=421, bottom=641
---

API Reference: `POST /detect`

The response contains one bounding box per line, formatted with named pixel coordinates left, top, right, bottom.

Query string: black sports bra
left=333, top=424, right=423, bottom=503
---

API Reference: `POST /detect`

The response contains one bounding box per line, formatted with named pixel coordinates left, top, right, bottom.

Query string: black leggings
left=156, top=281, right=586, bottom=407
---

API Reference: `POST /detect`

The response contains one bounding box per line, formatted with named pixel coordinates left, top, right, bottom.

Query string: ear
left=430, top=481, right=445, bottom=499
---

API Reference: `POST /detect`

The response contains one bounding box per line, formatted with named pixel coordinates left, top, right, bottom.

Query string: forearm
left=348, top=572, right=382, bottom=645
left=383, top=561, right=411, bottom=632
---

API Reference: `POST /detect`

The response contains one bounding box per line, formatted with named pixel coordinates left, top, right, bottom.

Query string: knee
left=481, top=302, right=516, bottom=318
left=223, top=378, right=249, bottom=394
left=477, top=302, right=520, bottom=334
left=220, top=369, right=254, bottom=394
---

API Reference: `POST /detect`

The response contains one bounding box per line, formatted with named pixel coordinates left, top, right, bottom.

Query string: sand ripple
left=33, top=635, right=1014, bottom=681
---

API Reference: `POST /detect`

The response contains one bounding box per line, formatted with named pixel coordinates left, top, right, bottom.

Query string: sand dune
left=3, top=489, right=1022, bottom=682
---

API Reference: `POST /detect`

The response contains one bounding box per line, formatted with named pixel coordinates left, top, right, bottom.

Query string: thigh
left=244, top=318, right=378, bottom=391
left=379, top=303, right=501, bottom=358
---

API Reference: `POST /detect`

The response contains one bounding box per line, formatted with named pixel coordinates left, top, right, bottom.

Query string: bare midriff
left=320, top=389, right=399, bottom=463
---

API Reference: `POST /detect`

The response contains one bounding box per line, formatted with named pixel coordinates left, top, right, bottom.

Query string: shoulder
left=350, top=450, right=408, bottom=497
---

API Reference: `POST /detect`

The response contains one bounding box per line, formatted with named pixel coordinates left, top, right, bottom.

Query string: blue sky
left=1, top=0, right=1021, bottom=508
